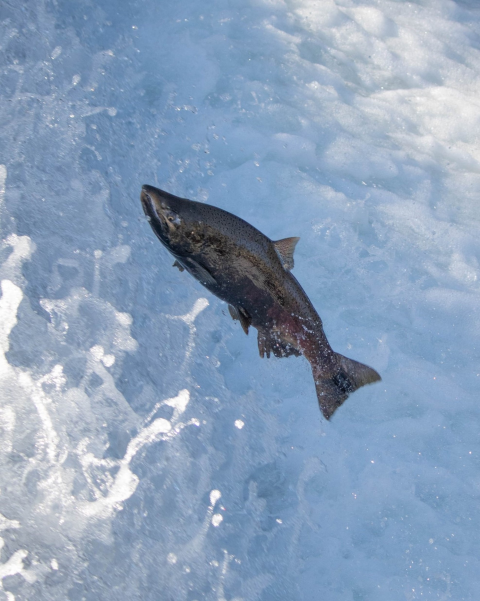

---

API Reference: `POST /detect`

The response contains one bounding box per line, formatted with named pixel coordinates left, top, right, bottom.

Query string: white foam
left=0, top=407, right=15, bottom=454
left=102, top=354, right=115, bottom=367
left=0, top=550, right=29, bottom=580
left=0, top=280, right=23, bottom=377
left=165, top=298, right=209, bottom=367
left=51, top=46, right=62, bottom=59
left=20, top=370, right=60, bottom=464
left=3, top=0, right=480, bottom=597
left=164, top=389, right=190, bottom=418
left=211, top=514, right=223, bottom=527
left=90, top=345, right=105, bottom=361
left=1, top=235, right=35, bottom=283
left=0, top=232, right=204, bottom=586
left=0, top=514, right=20, bottom=532
left=0, top=165, right=5, bottom=206
left=209, top=489, right=221, bottom=505
left=145, top=389, right=191, bottom=425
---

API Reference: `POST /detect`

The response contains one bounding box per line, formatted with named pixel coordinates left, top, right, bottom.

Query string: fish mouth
left=141, top=185, right=183, bottom=236
left=141, top=185, right=156, bottom=218
left=141, top=185, right=167, bottom=228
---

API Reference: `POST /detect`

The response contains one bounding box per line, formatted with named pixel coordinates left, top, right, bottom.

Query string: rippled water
left=1, top=1, right=480, bottom=599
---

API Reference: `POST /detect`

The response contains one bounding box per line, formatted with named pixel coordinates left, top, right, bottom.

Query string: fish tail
left=313, top=353, right=381, bottom=420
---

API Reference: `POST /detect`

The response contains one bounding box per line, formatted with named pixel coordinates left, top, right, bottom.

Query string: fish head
left=141, top=184, right=204, bottom=255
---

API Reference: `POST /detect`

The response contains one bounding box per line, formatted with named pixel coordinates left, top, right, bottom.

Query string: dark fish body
left=141, top=185, right=380, bottom=419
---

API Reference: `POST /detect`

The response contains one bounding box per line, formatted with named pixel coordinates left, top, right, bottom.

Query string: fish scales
left=141, top=185, right=381, bottom=419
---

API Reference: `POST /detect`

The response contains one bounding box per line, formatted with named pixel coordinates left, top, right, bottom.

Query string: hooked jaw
left=141, top=185, right=162, bottom=221
left=141, top=184, right=174, bottom=230
left=141, top=185, right=183, bottom=241
left=141, top=185, right=172, bottom=246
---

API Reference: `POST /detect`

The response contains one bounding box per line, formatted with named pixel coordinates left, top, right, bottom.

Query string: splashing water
left=2, top=0, right=480, bottom=598
left=0, top=226, right=222, bottom=598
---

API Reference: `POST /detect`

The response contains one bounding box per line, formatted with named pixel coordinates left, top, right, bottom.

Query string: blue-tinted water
left=1, top=0, right=480, bottom=599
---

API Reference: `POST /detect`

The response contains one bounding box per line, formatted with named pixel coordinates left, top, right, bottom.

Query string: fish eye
left=165, top=210, right=181, bottom=225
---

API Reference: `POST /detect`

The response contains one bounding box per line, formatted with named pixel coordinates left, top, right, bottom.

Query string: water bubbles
left=51, top=46, right=62, bottom=60
left=209, top=490, right=221, bottom=505
left=211, top=514, right=223, bottom=527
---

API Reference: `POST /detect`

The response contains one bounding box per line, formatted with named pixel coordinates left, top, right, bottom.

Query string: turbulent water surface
left=0, top=0, right=480, bottom=599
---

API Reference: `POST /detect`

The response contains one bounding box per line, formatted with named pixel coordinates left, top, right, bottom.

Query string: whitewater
left=0, top=0, right=479, bottom=599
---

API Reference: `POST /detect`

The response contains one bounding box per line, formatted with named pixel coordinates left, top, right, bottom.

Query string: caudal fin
left=314, top=353, right=381, bottom=420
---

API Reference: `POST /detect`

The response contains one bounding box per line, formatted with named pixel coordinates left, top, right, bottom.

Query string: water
left=1, top=0, right=480, bottom=599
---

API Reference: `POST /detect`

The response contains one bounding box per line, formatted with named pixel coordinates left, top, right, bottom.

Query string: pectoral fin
left=228, top=304, right=251, bottom=335
left=273, top=237, right=300, bottom=270
left=172, top=260, right=185, bottom=272
left=184, top=258, right=217, bottom=286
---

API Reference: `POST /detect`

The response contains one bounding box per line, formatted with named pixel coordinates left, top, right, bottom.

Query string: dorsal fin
left=273, top=237, right=300, bottom=270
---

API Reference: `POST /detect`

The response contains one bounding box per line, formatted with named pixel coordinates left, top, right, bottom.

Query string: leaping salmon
left=140, top=185, right=380, bottom=419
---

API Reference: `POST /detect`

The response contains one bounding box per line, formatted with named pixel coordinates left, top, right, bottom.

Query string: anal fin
left=257, top=329, right=301, bottom=359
